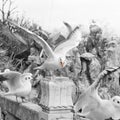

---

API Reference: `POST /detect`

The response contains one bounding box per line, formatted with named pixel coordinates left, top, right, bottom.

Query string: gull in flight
left=74, top=67, right=120, bottom=120
left=0, top=69, right=33, bottom=102
left=7, top=20, right=82, bottom=74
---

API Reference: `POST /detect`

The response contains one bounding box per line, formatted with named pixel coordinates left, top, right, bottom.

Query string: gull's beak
left=60, top=59, right=65, bottom=68
left=30, top=76, right=33, bottom=84
left=61, top=62, right=64, bottom=67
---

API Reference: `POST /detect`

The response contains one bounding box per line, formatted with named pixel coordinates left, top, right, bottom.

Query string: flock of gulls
left=0, top=20, right=120, bottom=120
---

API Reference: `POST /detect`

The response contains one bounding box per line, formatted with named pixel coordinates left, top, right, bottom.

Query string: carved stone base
left=39, top=76, right=74, bottom=119
left=39, top=110, right=73, bottom=120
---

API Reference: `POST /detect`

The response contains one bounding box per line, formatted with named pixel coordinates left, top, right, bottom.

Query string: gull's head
left=111, top=96, right=120, bottom=108
left=4, top=69, right=10, bottom=72
left=22, top=73, right=33, bottom=84
left=59, top=57, right=67, bottom=68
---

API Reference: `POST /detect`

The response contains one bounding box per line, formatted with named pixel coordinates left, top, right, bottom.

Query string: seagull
left=7, top=20, right=82, bottom=74
left=74, top=67, right=120, bottom=120
left=0, top=69, right=33, bottom=102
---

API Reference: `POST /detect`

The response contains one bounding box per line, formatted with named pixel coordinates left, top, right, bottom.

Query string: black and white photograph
left=0, top=0, right=120, bottom=120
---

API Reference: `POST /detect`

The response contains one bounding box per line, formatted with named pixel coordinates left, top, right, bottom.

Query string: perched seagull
left=0, top=69, right=33, bottom=102
left=7, top=20, right=82, bottom=73
left=74, top=67, right=120, bottom=120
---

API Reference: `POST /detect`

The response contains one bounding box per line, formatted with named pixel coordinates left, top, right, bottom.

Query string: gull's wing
left=12, top=32, right=28, bottom=45
left=1, top=24, right=26, bottom=45
left=54, top=26, right=82, bottom=57
left=7, top=20, right=55, bottom=58
left=0, top=71, right=22, bottom=89
left=63, top=21, right=73, bottom=39
left=63, top=21, right=72, bottom=34
left=49, top=32, right=61, bottom=43
left=74, top=86, right=100, bottom=113
left=0, top=71, right=21, bottom=81
left=2, top=72, right=32, bottom=96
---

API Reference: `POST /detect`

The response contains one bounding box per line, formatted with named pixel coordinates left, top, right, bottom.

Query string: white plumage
left=74, top=68, right=120, bottom=120
left=8, top=20, right=82, bottom=71
left=0, top=69, right=32, bottom=102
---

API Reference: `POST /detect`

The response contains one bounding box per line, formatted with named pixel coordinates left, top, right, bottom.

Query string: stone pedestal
left=39, top=77, right=74, bottom=120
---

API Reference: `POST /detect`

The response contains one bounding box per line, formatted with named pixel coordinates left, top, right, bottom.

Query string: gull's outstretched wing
left=54, top=26, right=82, bottom=57
left=63, top=21, right=73, bottom=39
left=7, top=20, right=55, bottom=58
left=13, top=32, right=28, bottom=45
left=49, top=32, right=61, bottom=43
left=1, top=24, right=27, bottom=46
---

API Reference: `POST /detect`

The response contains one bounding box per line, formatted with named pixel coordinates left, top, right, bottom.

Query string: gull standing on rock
left=0, top=69, right=33, bottom=102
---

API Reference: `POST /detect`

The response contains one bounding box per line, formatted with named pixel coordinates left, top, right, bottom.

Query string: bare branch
left=3, top=0, right=9, bottom=6
left=1, top=0, right=17, bottom=20
left=6, top=0, right=12, bottom=19
left=10, top=6, right=17, bottom=13
left=8, top=0, right=12, bottom=10
left=0, top=9, right=3, bottom=13
left=9, top=10, right=18, bottom=15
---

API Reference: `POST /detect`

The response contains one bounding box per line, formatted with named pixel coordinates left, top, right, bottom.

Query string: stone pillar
left=39, top=77, right=74, bottom=120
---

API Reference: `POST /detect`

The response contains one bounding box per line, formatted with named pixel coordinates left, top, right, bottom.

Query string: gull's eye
left=25, top=76, right=31, bottom=80
left=79, top=108, right=82, bottom=113
left=117, top=101, right=120, bottom=104
left=113, top=99, right=115, bottom=102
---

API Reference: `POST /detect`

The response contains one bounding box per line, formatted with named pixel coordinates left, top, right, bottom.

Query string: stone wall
left=0, top=77, right=74, bottom=120
left=0, top=95, right=42, bottom=120
left=0, top=95, right=73, bottom=120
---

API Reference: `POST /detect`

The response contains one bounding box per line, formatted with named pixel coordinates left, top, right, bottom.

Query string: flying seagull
left=0, top=69, right=33, bottom=102
left=74, top=66, right=120, bottom=120
left=7, top=20, right=82, bottom=74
